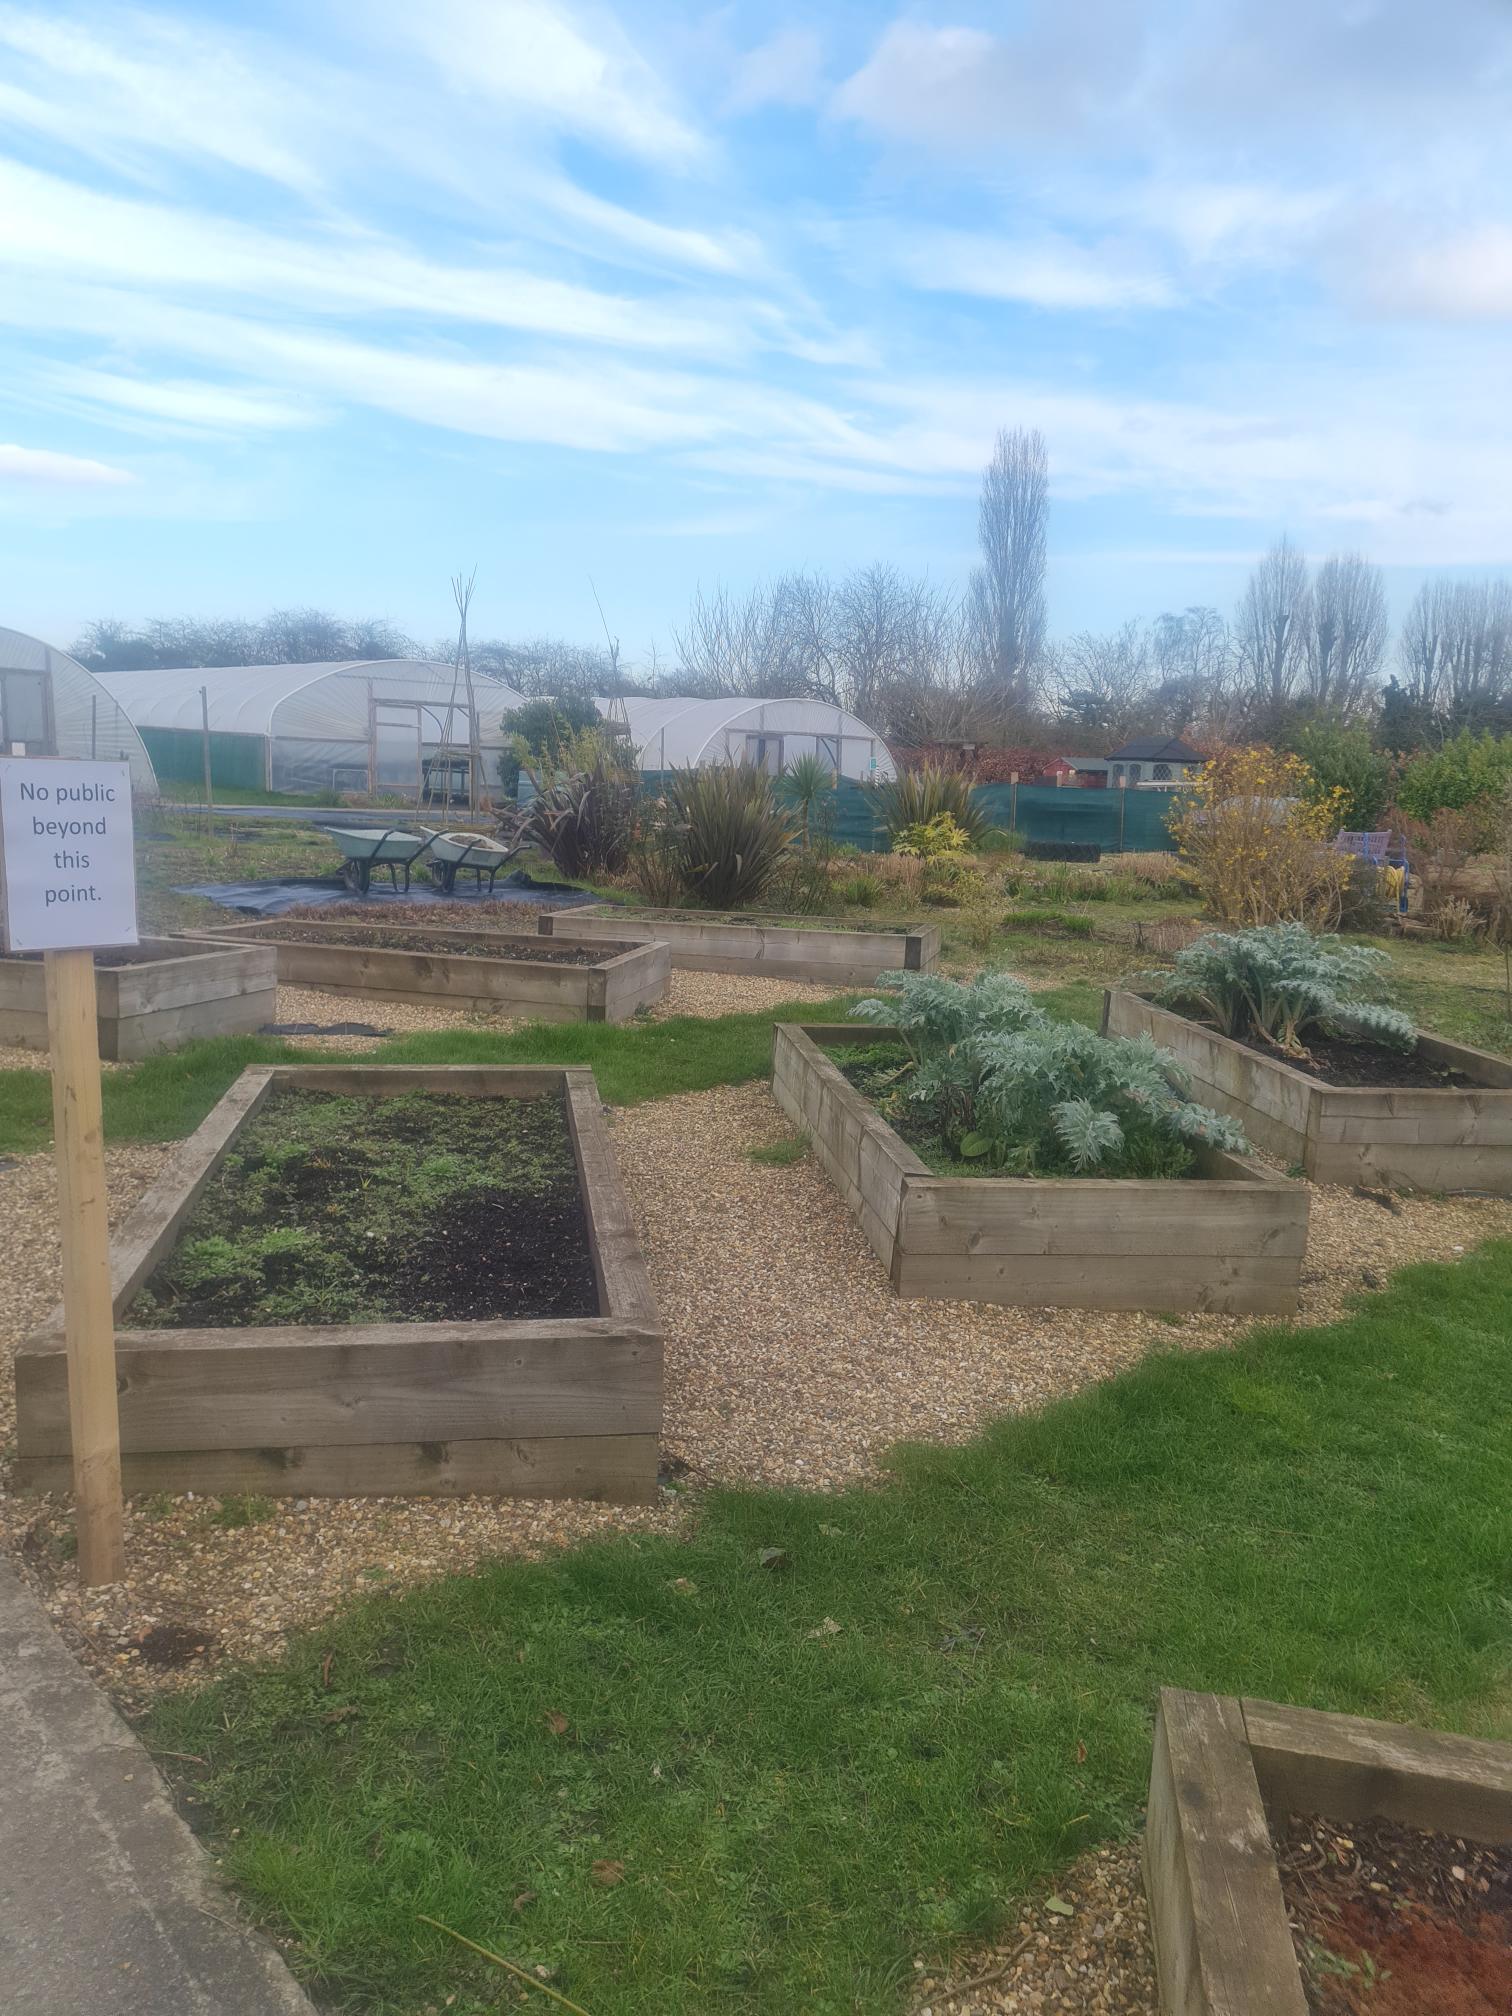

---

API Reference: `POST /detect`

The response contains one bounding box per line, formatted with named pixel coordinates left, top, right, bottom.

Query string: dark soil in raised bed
left=1275, top=1810, right=1512, bottom=2014
left=1238, top=1032, right=1479, bottom=1090
left=241, top=922, right=602, bottom=964
left=126, top=1088, right=597, bottom=1327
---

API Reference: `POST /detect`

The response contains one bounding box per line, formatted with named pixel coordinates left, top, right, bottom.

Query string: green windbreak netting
left=139, top=726, right=267, bottom=791
left=640, top=774, right=1183, bottom=854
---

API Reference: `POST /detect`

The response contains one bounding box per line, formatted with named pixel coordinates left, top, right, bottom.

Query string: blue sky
left=1, top=0, right=1510, bottom=664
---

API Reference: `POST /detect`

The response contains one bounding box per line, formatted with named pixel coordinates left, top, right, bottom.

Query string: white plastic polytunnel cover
left=98, top=660, right=528, bottom=795
left=0, top=626, right=158, bottom=793
left=597, top=696, right=896, bottom=782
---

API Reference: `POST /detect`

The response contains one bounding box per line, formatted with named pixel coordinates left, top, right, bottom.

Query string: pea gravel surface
left=269, top=968, right=839, bottom=1045
left=911, top=1843, right=1157, bottom=2016
left=2, top=1082, right=1510, bottom=1716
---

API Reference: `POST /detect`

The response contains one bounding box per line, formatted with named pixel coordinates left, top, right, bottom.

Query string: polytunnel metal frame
left=0, top=627, right=158, bottom=794
left=596, top=696, right=897, bottom=782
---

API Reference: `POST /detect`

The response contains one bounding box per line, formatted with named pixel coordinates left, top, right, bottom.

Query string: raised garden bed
left=13, top=1064, right=662, bottom=1501
left=178, top=919, right=669, bottom=1021
left=1104, top=990, right=1512, bottom=1194
left=1145, top=1688, right=1512, bottom=2015
left=0, top=936, right=276, bottom=1058
left=772, top=1023, right=1307, bottom=1312
left=538, top=904, right=940, bottom=985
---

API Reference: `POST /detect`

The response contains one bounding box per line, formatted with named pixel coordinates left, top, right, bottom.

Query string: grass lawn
left=0, top=999, right=865, bottom=1156
left=151, top=1241, right=1512, bottom=2015
left=154, top=782, right=342, bottom=808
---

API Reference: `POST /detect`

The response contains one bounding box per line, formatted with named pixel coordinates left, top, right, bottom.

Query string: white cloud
left=0, top=161, right=739, bottom=357
left=726, top=28, right=825, bottom=114
left=1350, top=223, right=1512, bottom=322
left=831, top=11, right=1139, bottom=151
left=0, top=5, right=326, bottom=191
left=48, top=371, right=319, bottom=434
left=0, top=443, right=134, bottom=487
left=377, top=0, right=702, bottom=163
left=894, top=230, right=1172, bottom=310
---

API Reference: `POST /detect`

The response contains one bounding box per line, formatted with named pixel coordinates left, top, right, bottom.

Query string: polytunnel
left=597, top=696, right=896, bottom=782
left=98, top=660, right=527, bottom=799
left=0, top=626, right=158, bottom=793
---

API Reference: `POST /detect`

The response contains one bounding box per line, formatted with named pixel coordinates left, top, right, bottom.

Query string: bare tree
left=1235, top=538, right=1311, bottom=718
left=1053, top=621, right=1153, bottom=744
left=449, top=568, right=488, bottom=814
left=71, top=610, right=415, bottom=671
left=1150, top=606, right=1234, bottom=732
left=1306, top=553, right=1387, bottom=711
left=834, top=564, right=955, bottom=724
left=472, top=636, right=620, bottom=695
left=968, top=426, right=1048, bottom=705
left=1398, top=578, right=1512, bottom=727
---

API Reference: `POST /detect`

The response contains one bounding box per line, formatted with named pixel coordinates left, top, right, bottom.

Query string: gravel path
left=268, top=969, right=840, bottom=1046
left=613, top=1083, right=1512, bottom=1487
left=3, top=1080, right=1509, bottom=1702
left=912, top=1844, right=1157, bottom=2015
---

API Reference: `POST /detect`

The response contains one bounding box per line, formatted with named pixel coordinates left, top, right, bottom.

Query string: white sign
left=0, top=758, right=139, bottom=951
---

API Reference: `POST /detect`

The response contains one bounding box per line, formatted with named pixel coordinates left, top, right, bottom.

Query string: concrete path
left=0, top=1558, right=315, bottom=2015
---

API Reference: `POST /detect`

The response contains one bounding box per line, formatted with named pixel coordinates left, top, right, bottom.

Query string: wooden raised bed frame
left=178, top=920, right=669, bottom=1022
left=1145, top=1687, right=1512, bottom=2015
left=539, top=904, right=941, bottom=985
left=1105, top=989, right=1512, bottom=1193
left=0, top=936, right=277, bottom=1059
left=13, top=1065, right=662, bottom=1502
left=772, top=1024, right=1308, bottom=1313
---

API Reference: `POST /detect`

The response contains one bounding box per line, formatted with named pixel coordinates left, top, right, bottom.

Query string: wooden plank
left=18, top=1325, right=661, bottom=1454
left=539, top=909, right=935, bottom=981
left=565, top=1072, right=660, bottom=1330
left=106, top=987, right=278, bottom=1060
left=14, top=1433, right=661, bottom=1504
left=1242, top=1698, right=1512, bottom=1846
left=1308, top=1141, right=1512, bottom=1192
left=107, top=941, right=278, bottom=1016
left=894, top=1251, right=1301, bottom=1313
left=1315, top=1109, right=1512, bottom=1145
left=899, top=1190, right=1308, bottom=1258
left=270, top=1063, right=564, bottom=1098
left=177, top=928, right=625, bottom=1015
left=0, top=1007, right=50, bottom=1048
left=1144, top=1689, right=1307, bottom=2016
left=44, top=949, right=125, bottom=1587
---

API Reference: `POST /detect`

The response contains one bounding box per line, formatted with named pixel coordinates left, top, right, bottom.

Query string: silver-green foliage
left=1143, top=922, right=1415, bottom=1054
left=850, top=973, right=1249, bottom=1177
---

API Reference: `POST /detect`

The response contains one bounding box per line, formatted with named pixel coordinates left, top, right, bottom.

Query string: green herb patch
left=150, top=1242, right=1512, bottom=2015
left=127, top=1088, right=596, bottom=1327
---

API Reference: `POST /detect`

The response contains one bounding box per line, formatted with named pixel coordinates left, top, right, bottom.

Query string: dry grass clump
left=1115, top=851, right=1197, bottom=893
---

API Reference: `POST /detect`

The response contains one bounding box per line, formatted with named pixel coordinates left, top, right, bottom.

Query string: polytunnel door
left=0, top=668, right=52, bottom=755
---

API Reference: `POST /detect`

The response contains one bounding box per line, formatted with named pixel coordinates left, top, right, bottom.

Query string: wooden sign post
left=0, top=757, right=139, bottom=1585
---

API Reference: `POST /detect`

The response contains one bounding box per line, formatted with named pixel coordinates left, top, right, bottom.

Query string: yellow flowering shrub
left=893, top=813, right=969, bottom=860
left=1168, top=747, right=1353, bottom=928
